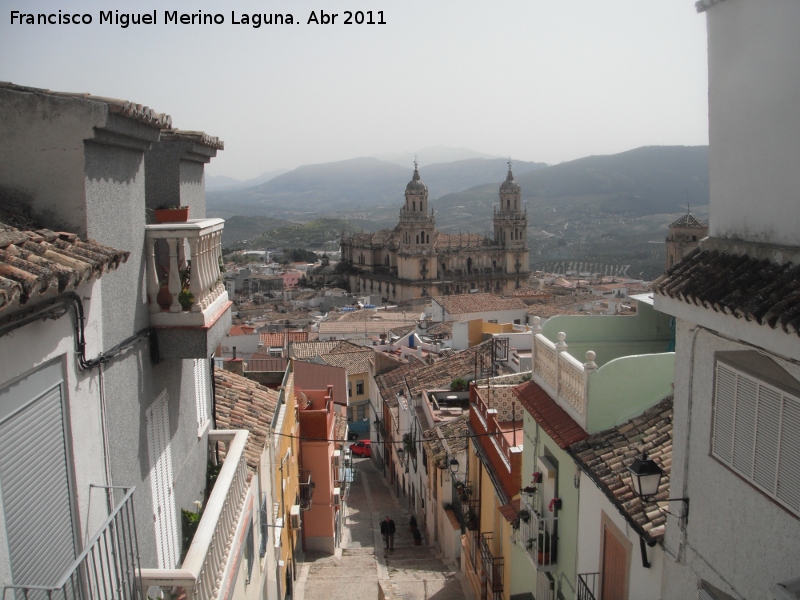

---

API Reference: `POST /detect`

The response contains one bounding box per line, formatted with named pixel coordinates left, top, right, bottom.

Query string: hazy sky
left=0, top=1, right=709, bottom=179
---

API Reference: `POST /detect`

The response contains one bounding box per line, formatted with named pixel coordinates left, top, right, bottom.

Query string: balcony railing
left=2, top=486, right=142, bottom=600
left=140, top=430, right=250, bottom=600
left=517, top=495, right=558, bottom=571
left=577, top=573, right=599, bottom=600
left=299, top=470, right=313, bottom=510
left=530, top=318, right=597, bottom=430
left=145, top=218, right=229, bottom=327
left=480, top=533, right=503, bottom=600
left=467, top=529, right=480, bottom=571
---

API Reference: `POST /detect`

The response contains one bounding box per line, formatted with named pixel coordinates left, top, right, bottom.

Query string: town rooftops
left=512, top=380, right=588, bottom=449
left=260, top=330, right=308, bottom=347
left=668, top=213, right=708, bottom=229
left=375, top=362, right=416, bottom=408
left=422, top=414, right=469, bottom=469
left=214, top=368, right=279, bottom=476
left=336, top=309, right=417, bottom=323
left=320, top=344, right=373, bottom=374
left=318, top=320, right=400, bottom=337
left=0, top=216, right=129, bottom=317
left=569, top=396, right=673, bottom=543
left=432, top=293, right=527, bottom=315
left=652, top=248, right=800, bottom=336
left=405, top=340, right=494, bottom=398
left=229, top=325, right=256, bottom=336
left=0, top=81, right=172, bottom=129
left=290, top=340, right=342, bottom=359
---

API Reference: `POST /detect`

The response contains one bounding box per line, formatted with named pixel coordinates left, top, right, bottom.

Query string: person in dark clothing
left=380, top=515, right=396, bottom=550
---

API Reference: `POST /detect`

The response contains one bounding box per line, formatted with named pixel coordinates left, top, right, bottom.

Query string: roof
left=337, top=309, right=417, bottom=323
left=320, top=345, right=373, bottom=375
left=422, top=414, right=469, bottom=469
left=229, top=325, right=257, bottom=337
left=159, top=129, right=224, bottom=150
left=432, top=293, right=527, bottom=315
left=213, top=368, right=279, bottom=476
left=569, top=396, right=673, bottom=542
left=426, top=321, right=453, bottom=337
left=290, top=340, right=343, bottom=359
left=668, top=213, right=708, bottom=229
left=333, top=413, right=348, bottom=449
left=375, top=363, right=416, bottom=408
left=0, top=218, right=129, bottom=316
left=512, top=381, right=588, bottom=449
left=319, top=321, right=400, bottom=336
left=0, top=82, right=172, bottom=129
left=499, top=498, right=521, bottom=524
left=293, top=360, right=348, bottom=407
left=260, top=330, right=309, bottom=347
left=652, top=248, right=800, bottom=336
left=405, top=341, right=494, bottom=398
left=389, top=324, right=416, bottom=338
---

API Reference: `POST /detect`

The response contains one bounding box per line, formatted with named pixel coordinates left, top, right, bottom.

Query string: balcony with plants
left=145, top=218, right=232, bottom=358
left=139, top=430, right=251, bottom=600
left=516, top=493, right=558, bottom=572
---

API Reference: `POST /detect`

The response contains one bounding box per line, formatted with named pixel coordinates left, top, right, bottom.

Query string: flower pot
left=537, top=551, right=550, bottom=565
left=155, top=207, right=189, bottom=223
left=157, top=284, right=173, bottom=310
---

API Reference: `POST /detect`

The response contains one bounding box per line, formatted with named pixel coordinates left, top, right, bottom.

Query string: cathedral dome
left=405, top=162, right=428, bottom=194
left=499, top=166, right=520, bottom=193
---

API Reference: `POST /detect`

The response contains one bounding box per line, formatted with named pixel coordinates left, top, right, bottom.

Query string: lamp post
left=448, top=457, right=459, bottom=476
left=627, top=452, right=689, bottom=569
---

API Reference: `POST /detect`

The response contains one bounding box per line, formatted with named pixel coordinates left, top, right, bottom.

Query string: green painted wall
left=586, top=352, right=675, bottom=433
left=539, top=303, right=672, bottom=367
left=515, top=412, right=579, bottom=599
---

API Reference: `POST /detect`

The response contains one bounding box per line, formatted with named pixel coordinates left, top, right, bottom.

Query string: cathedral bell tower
left=398, top=160, right=435, bottom=252
left=494, top=161, right=527, bottom=248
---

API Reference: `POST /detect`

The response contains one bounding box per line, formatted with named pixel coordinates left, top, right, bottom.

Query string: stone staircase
left=381, top=544, right=466, bottom=600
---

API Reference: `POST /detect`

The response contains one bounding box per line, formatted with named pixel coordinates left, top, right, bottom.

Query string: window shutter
left=712, top=364, right=736, bottom=463
left=194, top=358, right=209, bottom=430
left=777, top=397, right=800, bottom=512
left=713, top=359, right=800, bottom=516
left=147, top=391, right=180, bottom=569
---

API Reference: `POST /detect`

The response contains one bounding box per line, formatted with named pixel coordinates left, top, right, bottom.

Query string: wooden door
left=601, top=525, right=628, bottom=600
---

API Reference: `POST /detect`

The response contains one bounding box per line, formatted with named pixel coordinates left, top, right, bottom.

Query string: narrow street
left=296, top=456, right=471, bottom=600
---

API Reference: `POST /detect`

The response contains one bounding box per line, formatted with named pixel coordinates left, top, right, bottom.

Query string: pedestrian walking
left=380, top=515, right=396, bottom=550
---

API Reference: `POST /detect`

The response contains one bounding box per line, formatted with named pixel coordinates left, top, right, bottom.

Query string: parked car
left=349, top=440, right=372, bottom=457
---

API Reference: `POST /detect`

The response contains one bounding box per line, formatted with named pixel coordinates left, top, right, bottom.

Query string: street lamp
left=448, top=457, right=459, bottom=475
left=627, top=452, right=689, bottom=520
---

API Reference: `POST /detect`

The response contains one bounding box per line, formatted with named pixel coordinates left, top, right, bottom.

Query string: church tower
left=397, top=160, right=435, bottom=251
left=493, top=162, right=527, bottom=249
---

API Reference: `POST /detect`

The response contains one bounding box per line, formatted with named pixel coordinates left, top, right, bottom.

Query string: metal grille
left=577, top=573, right=598, bottom=600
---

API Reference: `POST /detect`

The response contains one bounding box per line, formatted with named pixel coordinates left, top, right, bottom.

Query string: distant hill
left=234, top=217, right=363, bottom=250
left=206, top=168, right=289, bottom=190
left=207, top=156, right=546, bottom=218
left=375, top=145, right=502, bottom=167
left=221, top=215, right=294, bottom=246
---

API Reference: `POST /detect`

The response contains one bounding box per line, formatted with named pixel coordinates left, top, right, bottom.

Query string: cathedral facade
left=339, top=163, right=530, bottom=302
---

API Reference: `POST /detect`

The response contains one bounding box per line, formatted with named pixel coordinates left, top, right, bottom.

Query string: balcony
left=3, top=486, right=142, bottom=600
left=577, top=573, right=599, bottom=600
left=299, top=470, right=314, bottom=510
left=480, top=533, right=504, bottom=600
left=529, top=313, right=675, bottom=433
left=145, top=219, right=232, bottom=358
left=140, top=430, right=250, bottom=600
left=516, top=495, right=558, bottom=571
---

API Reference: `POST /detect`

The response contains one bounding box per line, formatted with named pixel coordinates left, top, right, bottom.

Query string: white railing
left=530, top=317, right=597, bottom=429
left=140, top=430, right=250, bottom=600
left=146, top=219, right=229, bottom=327
left=517, top=495, right=558, bottom=571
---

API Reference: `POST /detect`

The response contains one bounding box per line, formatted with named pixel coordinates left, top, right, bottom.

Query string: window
left=147, top=391, right=180, bottom=569
left=356, top=380, right=365, bottom=395
left=712, top=352, right=800, bottom=515
left=348, top=382, right=352, bottom=397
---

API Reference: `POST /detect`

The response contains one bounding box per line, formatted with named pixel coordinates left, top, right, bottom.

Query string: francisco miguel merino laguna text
left=9, top=9, right=387, bottom=27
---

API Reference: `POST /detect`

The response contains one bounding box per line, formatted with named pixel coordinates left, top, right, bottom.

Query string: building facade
left=340, top=163, right=530, bottom=302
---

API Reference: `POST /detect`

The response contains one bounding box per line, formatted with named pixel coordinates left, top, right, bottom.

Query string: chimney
left=224, top=352, right=244, bottom=376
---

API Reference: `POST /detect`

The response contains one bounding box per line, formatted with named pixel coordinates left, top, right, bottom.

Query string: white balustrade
left=530, top=319, right=600, bottom=430
left=140, top=430, right=250, bottom=600
left=145, top=219, right=229, bottom=327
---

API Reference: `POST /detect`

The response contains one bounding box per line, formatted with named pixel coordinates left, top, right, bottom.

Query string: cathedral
left=339, top=162, right=530, bottom=302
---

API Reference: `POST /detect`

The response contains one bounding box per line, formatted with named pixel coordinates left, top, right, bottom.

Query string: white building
left=652, top=2, right=800, bottom=598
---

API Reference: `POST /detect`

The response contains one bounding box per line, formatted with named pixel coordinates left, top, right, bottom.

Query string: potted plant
left=450, top=377, right=467, bottom=392
left=536, top=533, right=557, bottom=565
left=526, top=538, right=535, bottom=550
left=518, top=509, right=531, bottom=523
left=522, top=485, right=537, bottom=494
left=532, top=471, right=542, bottom=483
left=154, top=205, right=190, bottom=223
left=548, top=497, right=562, bottom=512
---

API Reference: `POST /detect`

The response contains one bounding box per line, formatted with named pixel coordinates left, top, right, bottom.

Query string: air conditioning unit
left=290, top=504, right=301, bottom=529
left=333, top=450, right=341, bottom=468
left=333, top=487, right=341, bottom=506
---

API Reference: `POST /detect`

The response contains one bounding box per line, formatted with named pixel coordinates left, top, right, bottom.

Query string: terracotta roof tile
left=422, top=414, right=469, bottom=468
left=652, top=249, right=800, bottom=336
left=290, top=340, right=342, bottom=359
left=405, top=340, right=494, bottom=398
left=0, top=219, right=129, bottom=316
left=499, top=498, right=521, bottom=524
left=512, top=381, right=588, bottom=448
left=214, top=368, right=279, bottom=476
left=569, top=396, right=673, bottom=543
left=432, top=293, right=527, bottom=315
left=320, top=346, right=373, bottom=374
left=668, top=213, right=707, bottom=229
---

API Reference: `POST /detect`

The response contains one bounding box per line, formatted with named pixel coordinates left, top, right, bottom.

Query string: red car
left=349, top=440, right=372, bottom=457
